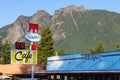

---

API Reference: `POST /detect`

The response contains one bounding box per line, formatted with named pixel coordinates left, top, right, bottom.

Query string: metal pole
left=31, top=42, right=34, bottom=80
left=32, top=64, right=34, bottom=80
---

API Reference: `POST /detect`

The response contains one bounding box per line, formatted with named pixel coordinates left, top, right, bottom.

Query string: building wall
left=0, top=64, right=44, bottom=78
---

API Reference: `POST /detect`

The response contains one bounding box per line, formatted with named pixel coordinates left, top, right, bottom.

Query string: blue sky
left=0, top=0, right=120, bottom=28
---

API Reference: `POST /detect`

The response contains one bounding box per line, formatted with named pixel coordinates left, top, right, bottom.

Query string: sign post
left=26, top=23, right=40, bottom=80
left=11, top=23, right=40, bottom=80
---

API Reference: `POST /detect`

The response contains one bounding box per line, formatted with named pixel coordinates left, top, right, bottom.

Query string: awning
left=34, top=69, right=120, bottom=74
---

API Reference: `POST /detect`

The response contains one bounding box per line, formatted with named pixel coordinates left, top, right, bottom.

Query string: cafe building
left=35, top=50, right=120, bottom=80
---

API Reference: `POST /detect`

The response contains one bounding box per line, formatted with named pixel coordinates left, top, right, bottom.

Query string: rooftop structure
left=47, top=50, right=120, bottom=72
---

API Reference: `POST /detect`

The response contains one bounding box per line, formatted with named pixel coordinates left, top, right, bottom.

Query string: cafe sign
left=25, top=33, right=41, bottom=42
left=11, top=50, right=37, bottom=64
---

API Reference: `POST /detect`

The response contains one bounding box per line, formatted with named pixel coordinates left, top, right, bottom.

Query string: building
left=0, top=64, right=44, bottom=79
left=35, top=50, right=120, bottom=80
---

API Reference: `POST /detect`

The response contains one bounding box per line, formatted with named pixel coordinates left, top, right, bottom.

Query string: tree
left=90, top=42, right=105, bottom=54
left=57, top=50, right=65, bottom=56
left=116, top=42, right=120, bottom=50
left=37, top=26, right=55, bottom=64
left=25, top=40, right=31, bottom=50
left=2, top=41, right=10, bottom=64
left=0, top=41, right=3, bottom=63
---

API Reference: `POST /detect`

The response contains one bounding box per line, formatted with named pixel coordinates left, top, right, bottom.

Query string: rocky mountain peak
left=51, top=5, right=86, bottom=41
left=34, top=10, right=50, bottom=16
left=30, top=10, right=51, bottom=27
left=64, top=5, right=86, bottom=13
left=2, top=15, right=31, bottom=43
left=54, top=5, right=86, bottom=15
left=15, top=15, right=30, bottom=24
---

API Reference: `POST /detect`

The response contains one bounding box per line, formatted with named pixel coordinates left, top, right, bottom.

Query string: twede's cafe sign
left=11, top=50, right=37, bottom=64
left=11, top=23, right=40, bottom=64
left=25, top=32, right=41, bottom=42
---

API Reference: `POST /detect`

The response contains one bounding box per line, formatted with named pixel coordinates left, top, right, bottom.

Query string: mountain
left=0, top=10, right=51, bottom=43
left=0, top=5, right=120, bottom=53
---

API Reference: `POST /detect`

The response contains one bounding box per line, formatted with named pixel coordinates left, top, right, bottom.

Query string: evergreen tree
left=116, top=42, right=120, bottom=50
left=37, top=26, right=55, bottom=64
left=0, top=41, right=3, bottom=63
left=90, top=42, right=105, bottom=54
left=2, top=41, right=10, bottom=64
left=0, top=53, right=2, bottom=64
left=0, top=41, right=2, bottom=50
left=25, top=40, right=31, bottom=50
left=57, top=50, right=65, bottom=56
